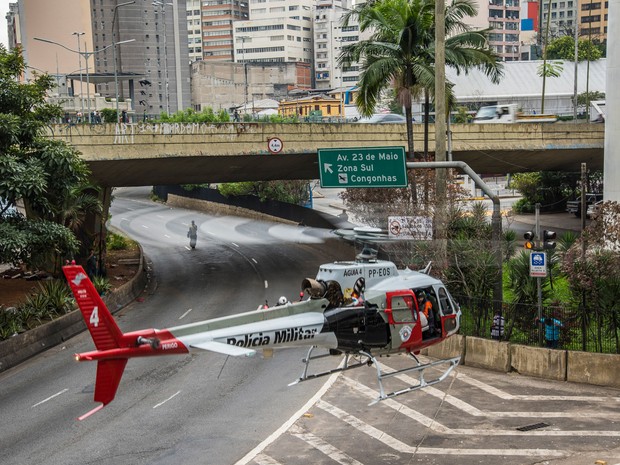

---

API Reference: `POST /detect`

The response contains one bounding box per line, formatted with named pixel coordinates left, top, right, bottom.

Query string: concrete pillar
left=604, top=0, right=619, bottom=201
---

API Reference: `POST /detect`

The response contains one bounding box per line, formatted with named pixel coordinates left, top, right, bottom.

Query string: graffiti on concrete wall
left=113, top=122, right=235, bottom=144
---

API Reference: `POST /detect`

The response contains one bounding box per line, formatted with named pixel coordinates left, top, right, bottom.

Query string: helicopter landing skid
left=288, top=346, right=373, bottom=386
left=368, top=354, right=461, bottom=405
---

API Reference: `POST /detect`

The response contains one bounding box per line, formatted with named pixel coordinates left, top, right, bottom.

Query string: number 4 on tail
left=90, top=306, right=99, bottom=327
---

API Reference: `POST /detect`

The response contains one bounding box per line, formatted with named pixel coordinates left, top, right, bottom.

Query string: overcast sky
left=1, top=0, right=9, bottom=47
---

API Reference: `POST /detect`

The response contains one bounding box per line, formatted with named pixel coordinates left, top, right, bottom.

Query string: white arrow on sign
left=323, top=163, right=333, bottom=174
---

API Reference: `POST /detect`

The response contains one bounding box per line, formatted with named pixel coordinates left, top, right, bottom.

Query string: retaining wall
left=0, top=251, right=148, bottom=374
left=424, top=335, right=619, bottom=389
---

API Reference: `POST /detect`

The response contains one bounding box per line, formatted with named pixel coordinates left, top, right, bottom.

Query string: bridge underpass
left=48, top=122, right=604, bottom=187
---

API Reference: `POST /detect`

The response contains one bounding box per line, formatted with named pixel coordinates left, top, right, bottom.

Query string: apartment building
left=577, top=0, right=608, bottom=43
left=202, top=0, right=249, bottom=61
left=232, top=0, right=314, bottom=66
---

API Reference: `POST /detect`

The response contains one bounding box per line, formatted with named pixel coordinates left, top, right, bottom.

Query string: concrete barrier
left=464, top=336, right=511, bottom=372
left=422, top=334, right=465, bottom=360
left=510, top=344, right=567, bottom=381
left=567, top=351, right=620, bottom=389
left=0, top=250, right=148, bottom=374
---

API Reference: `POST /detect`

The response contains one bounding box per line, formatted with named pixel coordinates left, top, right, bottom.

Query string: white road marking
left=379, top=363, right=620, bottom=419
left=153, top=391, right=181, bottom=409
left=233, top=365, right=343, bottom=465
left=253, top=454, right=283, bottom=465
left=290, top=425, right=365, bottom=465
left=264, top=280, right=268, bottom=289
left=141, top=224, right=149, bottom=229
left=317, top=399, right=565, bottom=457
left=164, top=234, right=170, bottom=238
left=179, top=308, right=192, bottom=320
left=231, top=242, right=239, bottom=248
left=184, top=246, right=191, bottom=251
left=32, top=389, right=69, bottom=408
left=252, top=258, right=258, bottom=264
left=342, top=376, right=620, bottom=437
left=455, top=372, right=615, bottom=401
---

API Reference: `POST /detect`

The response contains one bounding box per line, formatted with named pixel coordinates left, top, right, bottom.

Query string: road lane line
left=179, top=308, right=192, bottom=320
left=32, top=389, right=69, bottom=408
left=231, top=242, right=239, bottom=248
left=252, top=258, right=258, bottom=264
left=317, top=399, right=565, bottom=457
left=290, top=425, right=365, bottom=465
left=233, top=365, right=343, bottom=465
left=153, top=391, right=181, bottom=409
left=141, top=224, right=149, bottom=229
left=264, top=280, right=268, bottom=289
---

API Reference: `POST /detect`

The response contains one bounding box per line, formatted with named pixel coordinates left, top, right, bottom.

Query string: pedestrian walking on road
left=187, top=220, right=198, bottom=249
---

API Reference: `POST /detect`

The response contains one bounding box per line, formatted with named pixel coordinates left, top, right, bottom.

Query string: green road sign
left=317, top=146, right=408, bottom=188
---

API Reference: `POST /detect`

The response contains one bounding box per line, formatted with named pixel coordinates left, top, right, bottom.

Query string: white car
left=356, top=113, right=407, bottom=124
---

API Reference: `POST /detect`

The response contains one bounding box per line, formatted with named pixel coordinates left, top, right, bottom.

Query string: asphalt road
left=0, top=186, right=353, bottom=465
left=2, top=188, right=619, bottom=465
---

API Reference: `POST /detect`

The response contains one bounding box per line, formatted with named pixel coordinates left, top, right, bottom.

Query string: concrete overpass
left=48, top=122, right=604, bottom=187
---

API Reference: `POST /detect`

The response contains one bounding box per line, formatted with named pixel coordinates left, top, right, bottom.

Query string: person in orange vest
left=417, top=290, right=435, bottom=336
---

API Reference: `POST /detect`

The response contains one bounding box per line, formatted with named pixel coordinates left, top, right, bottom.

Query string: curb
left=0, top=245, right=149, bottom=374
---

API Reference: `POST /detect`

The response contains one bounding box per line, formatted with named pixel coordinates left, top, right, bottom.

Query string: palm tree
left=340, top=0, right=503, bottom=201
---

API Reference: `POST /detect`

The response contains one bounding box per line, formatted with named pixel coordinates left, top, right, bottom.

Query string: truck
left=566, top=193, right=603, bottom=217
left=473, top=104, right=558, bottom=124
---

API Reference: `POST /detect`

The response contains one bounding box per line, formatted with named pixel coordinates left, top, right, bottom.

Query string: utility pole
left=434, top=0, right=448, bottom=273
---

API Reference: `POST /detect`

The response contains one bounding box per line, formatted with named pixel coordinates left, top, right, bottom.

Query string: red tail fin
left=64, top=264, right=128, bottom=419
left=63, top=264, right=123, bottom=351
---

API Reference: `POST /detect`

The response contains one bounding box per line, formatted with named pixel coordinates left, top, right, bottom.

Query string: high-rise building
left=9, top=0, right=190, bottom=116
left=577, top=0, right=608, bottom=44
left=93, top=0, right=191, bottom=115
left=487, top=0, right=522, bottom=61
left=314, top=0, right=367, bottom=89
left=202, top=0, right=249, bottom=61
left=6, top=3, right=20, bottom=50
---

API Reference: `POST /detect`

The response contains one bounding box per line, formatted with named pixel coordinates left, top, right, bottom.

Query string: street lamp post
left=34, top=37, right=135, bottom=121
left=113, top=1, right=136, bottom=122
left=72, top=32, right=85, bottom=120
left=153, top=1, right=173, bottom=115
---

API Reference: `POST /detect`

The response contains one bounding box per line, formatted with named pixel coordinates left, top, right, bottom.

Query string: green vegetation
left=546, top=36, right=605, bottom=61
left=0, top=46, right=98, bottom=274
left=106, top=232, right=129, bottom=251
left=0, top=280, right=74, bottom=340
left=218, top=180, right=311, bottom=205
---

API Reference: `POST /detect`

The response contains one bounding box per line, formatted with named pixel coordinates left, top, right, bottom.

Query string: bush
left=93, top=276, right=111, bottom=295
left=107, top=232, right=128, bottom=250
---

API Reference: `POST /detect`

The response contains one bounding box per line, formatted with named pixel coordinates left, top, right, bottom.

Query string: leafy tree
left=0, top=46, right=92, bottom=272
left=340, top=0, right=503, bottom=201
left=546, top=36, right=604, bottom=61
left=561, top=201, right=620, bottom=352
left=509, top=171, right=579, bottom=212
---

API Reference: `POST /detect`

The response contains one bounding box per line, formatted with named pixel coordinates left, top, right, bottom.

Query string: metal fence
left=455, top=294, right=620, bottom=354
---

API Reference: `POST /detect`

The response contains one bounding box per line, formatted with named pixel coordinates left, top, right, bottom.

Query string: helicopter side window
left=390, top=295, right=417, bottom=324
left=438, top=288, right=454, bottom=315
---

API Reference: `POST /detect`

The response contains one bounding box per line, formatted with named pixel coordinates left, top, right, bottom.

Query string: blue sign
left=529, top=252, right=547, bottom=277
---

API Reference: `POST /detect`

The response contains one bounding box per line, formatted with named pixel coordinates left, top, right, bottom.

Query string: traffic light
left=543, top=230, right=557, bottom=250
left=523, top=231, right=536, bottom=250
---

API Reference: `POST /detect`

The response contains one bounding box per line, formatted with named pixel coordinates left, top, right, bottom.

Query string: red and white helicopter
left=64, top=247, right=461, bottom=420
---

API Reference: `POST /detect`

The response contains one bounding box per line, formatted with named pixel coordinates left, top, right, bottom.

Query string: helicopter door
left=385, top=291, right=422, bottom=349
